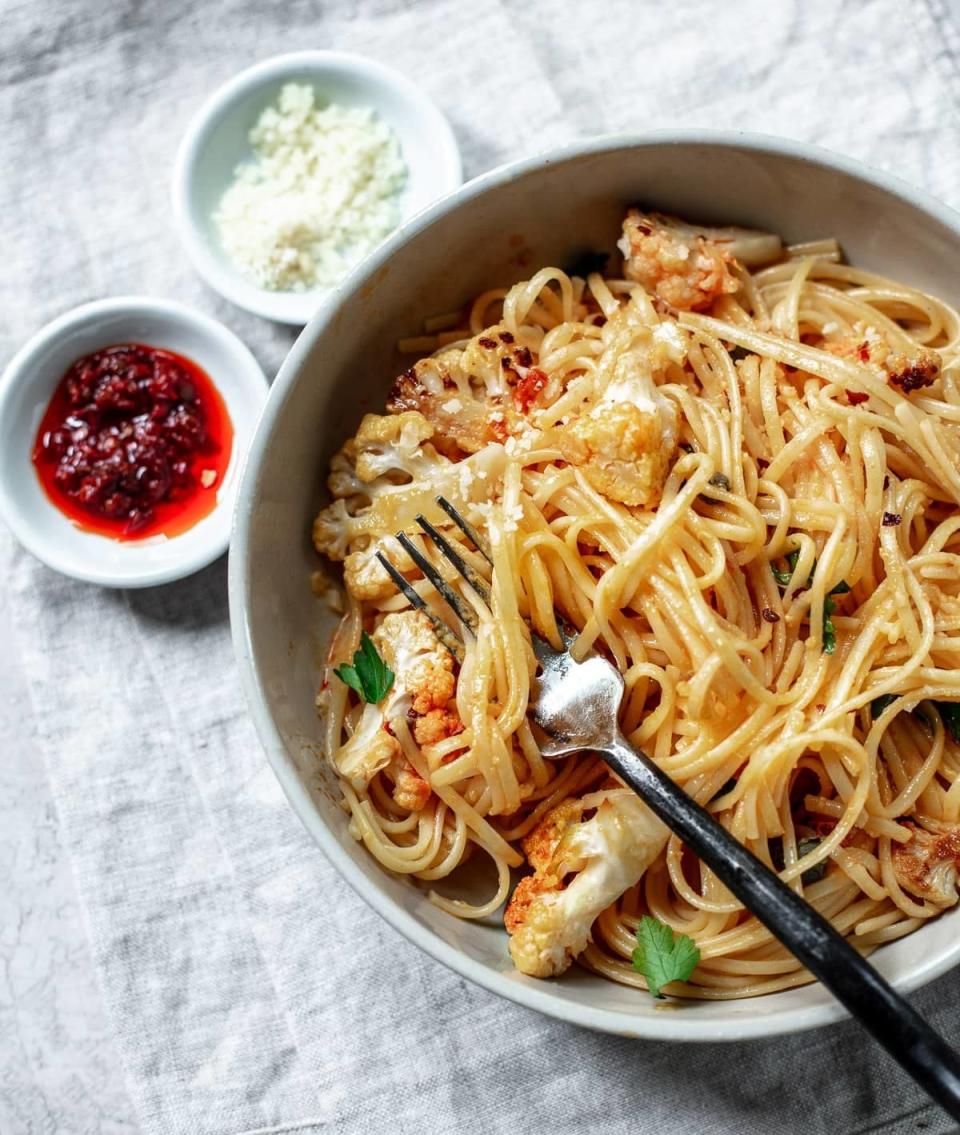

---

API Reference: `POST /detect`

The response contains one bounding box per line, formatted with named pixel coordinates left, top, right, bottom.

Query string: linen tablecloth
left=4, top=1, right=960, bottom=1132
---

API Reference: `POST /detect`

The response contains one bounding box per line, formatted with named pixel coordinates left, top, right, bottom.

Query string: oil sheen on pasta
left=312, top=209, right=960, bottom=999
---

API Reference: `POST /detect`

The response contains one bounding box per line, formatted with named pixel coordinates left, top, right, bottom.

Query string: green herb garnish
left=631, top=916, right=701, bottom=999
left=770, top=550, right=849, bottom=653
left=822, top=593, right=839, bottom=655
left=771, top=548, right=803, bottom=586
left=871, top=693, right=899, bottom=718
left=333, top=632, right=395, bottom=704
left=797, top=836, right=827, bottom=884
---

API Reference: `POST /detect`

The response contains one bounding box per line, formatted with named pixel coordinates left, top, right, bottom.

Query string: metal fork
left=377, top=496, right=960, bottom=1120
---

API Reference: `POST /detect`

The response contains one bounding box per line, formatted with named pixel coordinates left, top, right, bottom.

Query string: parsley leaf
left=770, top=550, right=849, bottom=653
left=770, top=548, right=801, bottom=586
left=631, top=916, right=700, bottom=998
left=333, top=633, right=395, bottom=704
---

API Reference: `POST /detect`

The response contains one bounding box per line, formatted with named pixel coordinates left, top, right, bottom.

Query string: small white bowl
left=172, top=51, right=463, bottom=326
left=0, top=296, right=267, bottom=588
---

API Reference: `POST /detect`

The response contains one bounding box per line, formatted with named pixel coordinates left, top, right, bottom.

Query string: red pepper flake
left=320, top=679, right=329, bottom=691
left=856, top=341, right=870, bottom=362
left=756, top=456, right=770, bottom=471
left=883, top=475, right=890, bottom=490
left=514, top=345, right=533, bottom=368
left=846, top=390, right=869, bottom=405
left=815, top=704, right=826, bottom=714
left=593, top=315, right=607, bottom=327
left=477, top=336, right=497, bottom=349
left=384, top=721, right=395, bottom=736
left=761, top=608, right=780, bottom=623
left=500, top=357, right=512, bottom=370
left=499, top=331, right=515, bottom=344
left=514, top=367, right=548, bottom=413
left=882, top=512, right=902, bottom=526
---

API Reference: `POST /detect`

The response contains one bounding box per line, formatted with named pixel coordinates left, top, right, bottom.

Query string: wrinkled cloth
left=4, top=1, right=960, bottom=1133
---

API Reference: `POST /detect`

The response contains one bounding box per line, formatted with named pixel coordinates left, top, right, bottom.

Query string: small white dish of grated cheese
left=173, top=52, right=462, bottom=326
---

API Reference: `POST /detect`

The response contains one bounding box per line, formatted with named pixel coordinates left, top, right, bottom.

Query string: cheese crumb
left=214, top=83, right=407, bottom=292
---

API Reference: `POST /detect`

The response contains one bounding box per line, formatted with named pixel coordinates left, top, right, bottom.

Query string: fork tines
left=374, top=497, right=492, bottom=661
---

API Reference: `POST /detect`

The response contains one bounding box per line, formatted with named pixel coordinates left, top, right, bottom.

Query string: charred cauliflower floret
left=312, top=498, right=353, bottom=561
left=335, top=702, right=400, bottom=790
left=371, top=610, right=455, bottom=715
left=886, top=348, right=941, bottom=394
left=824, top=324, right=941, bottom=394
left=342, top=542, right=417, bottom=602
left=412, top=706, right=463, bottom=746
left=892, top=824, right=960, bottom=906
left=312, top=402, right=506, bottom=606
left=332, top=611, right=457, bottom=794
left=391, top=760, right=432, bottom=811
left=353, top=411, right=436, bottom=483
left=327, top=439, right=364, bottom=500
left=558, top=344, right=679, bottom=508
left=504, top=792, right=668, bottom=977
left=618, top=210, right=780, bottom=311
left=388, top=354, right=501, bottom=456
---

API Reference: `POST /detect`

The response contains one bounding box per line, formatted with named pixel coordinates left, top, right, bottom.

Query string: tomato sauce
left=32, top=343, right=233, bottom=541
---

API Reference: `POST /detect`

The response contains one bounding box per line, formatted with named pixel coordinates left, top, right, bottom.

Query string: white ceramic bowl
left=230, top=132, right=960, bottom=1040
left=0, top=296, right=267, bottom=588
left=172, top=51, right=463, bottom=326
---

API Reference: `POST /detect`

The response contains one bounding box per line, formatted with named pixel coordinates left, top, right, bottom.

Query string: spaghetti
left=311, top=209, right=960, bottom=999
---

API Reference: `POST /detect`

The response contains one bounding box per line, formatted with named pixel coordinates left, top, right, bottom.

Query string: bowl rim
left=0, top=294, right=268, bottom=588
left=171, top=49, right=464, bottom=326
left=229, top=128, right=960, bottom=1040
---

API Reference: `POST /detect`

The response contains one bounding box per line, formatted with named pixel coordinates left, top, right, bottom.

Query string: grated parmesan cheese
left=213, top=83, right=407, bottom=292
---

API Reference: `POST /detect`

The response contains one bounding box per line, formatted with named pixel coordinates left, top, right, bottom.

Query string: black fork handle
left=603, top=733, right=960, bottom=1121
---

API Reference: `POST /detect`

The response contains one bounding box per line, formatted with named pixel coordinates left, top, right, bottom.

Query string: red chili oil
left=32, top=343, right=233, bottom=540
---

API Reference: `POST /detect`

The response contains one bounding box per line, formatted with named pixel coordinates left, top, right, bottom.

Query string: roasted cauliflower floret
left=412, top=706, right=463, bottom=746
left=892, top=824, right=960, bottom=906
left=342, top=542, right=417, bottom=602
left=823, top=323, right=941, bottom=394
left=388, top=356, right=497, bottom=456
left=619, top=210, right=769, bottom=311
left=332, top=611, right=456, bottom=792
left=504, top=792, right=668, bottom=977
left=334, top=703, right=400, bottom=790
left=558, top=347, right=678, bottom=508
left=886, top=348, right=941, bottom=394
left=327, top=439, right=364, bottom=499
left=391, top=759, right=432, bottom=811
left=372, top=610, right=455, bottom=715
left=353, top=411, right=435, bottom=483
left=312, top=498, right=352, bottom=561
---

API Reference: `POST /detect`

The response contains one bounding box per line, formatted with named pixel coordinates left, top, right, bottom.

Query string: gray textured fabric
left=4, top=1, right=960, bottom=1133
